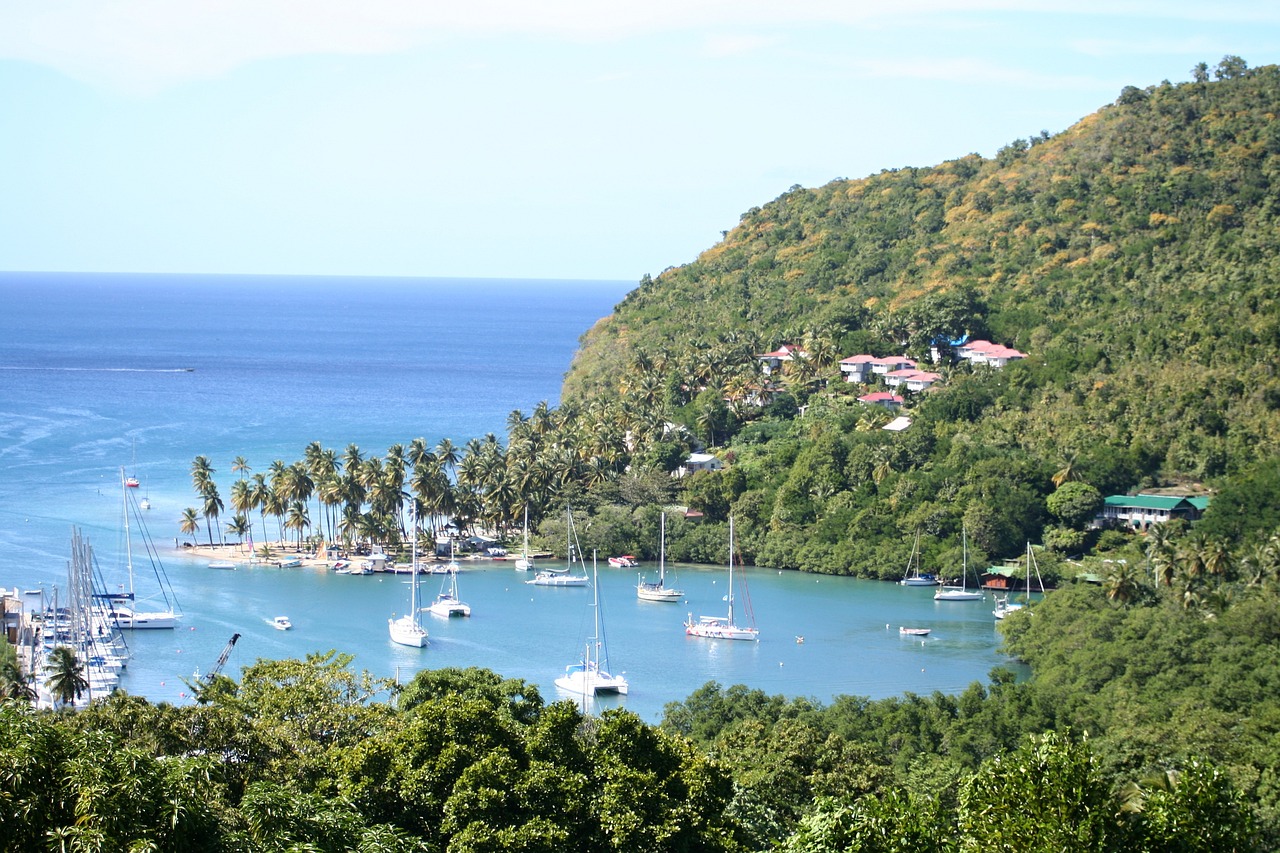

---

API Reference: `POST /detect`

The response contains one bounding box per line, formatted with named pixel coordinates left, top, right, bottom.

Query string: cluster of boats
left=897, top=529, right=1046, bottom=632
left=387, top=509, right=761, bottom=701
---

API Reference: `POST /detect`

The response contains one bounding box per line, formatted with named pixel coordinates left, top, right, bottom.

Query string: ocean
left=0, top=272, right=1016, bottom=720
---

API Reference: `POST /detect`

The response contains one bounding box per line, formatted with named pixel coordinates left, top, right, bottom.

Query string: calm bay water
left=0, top=272, right=1016, bottom=721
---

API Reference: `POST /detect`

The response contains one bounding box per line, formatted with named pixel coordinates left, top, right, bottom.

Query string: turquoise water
left=0, top=272, right=1016, bottom=720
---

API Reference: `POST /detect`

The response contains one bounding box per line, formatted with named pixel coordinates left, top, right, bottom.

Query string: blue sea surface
left=0, top=272, right=1018, bottom=721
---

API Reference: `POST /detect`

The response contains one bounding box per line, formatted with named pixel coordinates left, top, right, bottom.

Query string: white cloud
left=1, top=0, right=1275, bottom=94
left=700, top=34, right=780, bottom=59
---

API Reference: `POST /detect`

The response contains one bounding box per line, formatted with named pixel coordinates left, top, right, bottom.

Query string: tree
left=1046, top=482, right=1103, bottom=530
left=957, top=730, right=1115, bottom=852
left=45, top=645, right=89, bottom=709
left=0, top=636, right=34, bottom=701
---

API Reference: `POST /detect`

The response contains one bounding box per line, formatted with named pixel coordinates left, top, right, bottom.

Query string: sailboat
left=515, top=506, right=534, bottom=571
left=898, top=531, right=937, bottom=586
left=526, top=508, right=590, bottom=587
left=388, top=505, right=428, bottom=647
left=428, top=560, right=471, bottom=617
left=637, top=512, right=682, bottom=602
left=110, top=468, right=180, bottom=629
left=994, top=542, right=1045, bottom=619
left=934, top=526, right=984, bottom=601
left=556, top=552, right=628, bottom=695
left=685, top=516, right=759, bottom=640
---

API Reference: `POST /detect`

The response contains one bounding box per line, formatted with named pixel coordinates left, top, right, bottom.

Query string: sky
left=2, top=2, right=1278, bottom=283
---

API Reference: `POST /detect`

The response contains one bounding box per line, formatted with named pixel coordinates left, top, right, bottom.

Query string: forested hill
left=565, top=59, right=1280, bottom=501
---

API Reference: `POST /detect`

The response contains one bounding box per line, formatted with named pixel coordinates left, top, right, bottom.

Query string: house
left=1092, top=494, right=1210, bottom=531
left=869, top=356, right=917, bottom=376
left=857, top=391, right=904, bottom=410
left=678, top=452, right=722, bottom=477
left=883, top=369, right=942, bottom=392
left=756, top=344, right=808, bottom=375
left=956, top=340, right=1027, bottom=368
left=839, top=354, right=877, bottom=383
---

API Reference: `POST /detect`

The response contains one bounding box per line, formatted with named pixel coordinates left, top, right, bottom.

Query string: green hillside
left=556, top=57, right=1280, bottom=574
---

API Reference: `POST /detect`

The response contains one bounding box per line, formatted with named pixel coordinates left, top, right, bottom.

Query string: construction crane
left=204, top=633, right=241, bottom=682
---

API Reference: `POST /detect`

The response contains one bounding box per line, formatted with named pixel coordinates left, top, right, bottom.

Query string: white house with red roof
left=857, top=391, right=904, bottom=410
left=883, top=369, right=942, bottom=392
left=869, top=356, right=917, bottom=376
left=839, top=354, right=877, bottom=383
left=757, top=344, right=809, bottom=375
left=955, top=340, right=1027, bottom=368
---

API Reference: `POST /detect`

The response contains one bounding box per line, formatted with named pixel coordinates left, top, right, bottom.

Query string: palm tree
left=201, top=486, right=224, bottom=547
left=285, top=501, right=311, bottom=549
left=0, top=650, right=35, bottom=702
left=45, top=645, right=88, bottom=709
left=232, top=455, right=252, bottom=480
left=225, top=513, right=251, bottom=553
left=180, top=507, right=201, bottom=544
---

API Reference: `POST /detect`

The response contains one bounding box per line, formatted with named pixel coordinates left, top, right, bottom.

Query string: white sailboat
left=637, top=512, right=682, bottom=602
left=685, top=516, right=759, bottom=641
left=428, top=561, right=471, bottom=617
left=556, top=553, right=628, bottom=696
left=934, top=526, right=984, bottom=601
left=527, top=508, right=590, bottom=587
left=389, top=505, right=428, bottom=647
left=994, top=542, right=1045, bottom=619
left=110, top=468, right=180, bottom=630
left=515, top=505, right=534, bottom=571
left=898, top=531, right=938, bottom=586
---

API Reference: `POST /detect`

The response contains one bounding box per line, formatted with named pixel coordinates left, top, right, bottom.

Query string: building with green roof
left=1093, top=494, right=1209, bottom=531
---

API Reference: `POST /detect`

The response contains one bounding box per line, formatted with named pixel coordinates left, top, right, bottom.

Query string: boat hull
left=388, top=615, right=428, bottom=647
left=637, top=585, right=682, bottom=602
left=685, top=617, right=759, bottom=641
left=933, top=589, right=983, bottom=601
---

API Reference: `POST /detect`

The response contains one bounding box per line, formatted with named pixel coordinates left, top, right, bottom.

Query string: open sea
left=0, top=271, right=1018, bottom=720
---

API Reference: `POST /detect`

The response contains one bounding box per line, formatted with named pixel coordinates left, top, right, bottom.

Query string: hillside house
left=1092, top=494, right=1210, bottom=531
left=839, top=354, right=877, bottom=383
left=757, top=344, right=809, bottom=375
left=883, top=369, right=942, bottom=392
left=679, top=452, right=723, bottom=477
left=857, top=391, right=904, bottom=410
left=870, top=356, right=917, bottom=376
left=956, top=340, right=1027, bottom=368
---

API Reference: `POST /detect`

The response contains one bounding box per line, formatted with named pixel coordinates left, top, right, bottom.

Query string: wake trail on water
left=0, top=366, right=195, bottom=373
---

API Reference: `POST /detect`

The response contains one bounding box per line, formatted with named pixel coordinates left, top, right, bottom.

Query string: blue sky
left=2, top=2, right=1277, bottom=282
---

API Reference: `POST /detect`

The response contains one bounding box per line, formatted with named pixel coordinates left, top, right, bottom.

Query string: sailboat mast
left=659, top=512, right=666, bottom=583
left=727, top=516, right=735, bottom=624
left=121, top=468, right=135, bottom=596
left=410, top=503, right=419, bottom=616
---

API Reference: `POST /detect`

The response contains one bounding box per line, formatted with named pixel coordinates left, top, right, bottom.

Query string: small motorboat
left=899, top=626, right=930, bottom=636
left=125, top=476, right=140, bottom=488
left=271, top=616, right=292, bottom=630
left=276, top=557, right=302, bottom=568
left=207, top=561, right=236, bottom=570
left=608, top=555, right=639, bottom=568
left=331, top=560, right=350, bottom=572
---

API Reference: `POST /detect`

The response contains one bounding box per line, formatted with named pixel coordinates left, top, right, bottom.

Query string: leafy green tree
left=958, top=730, right=1116, bottom=851
left=1046, top=482, right=1103, bottom=530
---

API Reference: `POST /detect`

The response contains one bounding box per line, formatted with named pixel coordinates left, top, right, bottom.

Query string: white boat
left=428, top=564, right=471, bottom=618
left=608, top=555, right=638, bottom=568
left=515, top=506, right=534, bottom=571
left=388, top=505, right=428, bottom=647
left=271, top=616, right=292, bottom=630
left=556, top=554, right=628, bottom=696
left=993, top=542, right=1044, bottom=620
left=898, top=531, right=938, bottom=586
left=208, top=561, right=236, bottom=570
left=139, top=498, right=151, bottom=510
left=900, top=626, right=931, bottom=636
left=275, top=557, right=302, bottom=568
left=686, top=516, right=759, bottom=641
left=637, top=512, right=682, bottom=602
left=527, top=508, right=590, bottom=587
left=110, top=468, right=181, bottom=630
left=934, top=526, right=983, bottom=601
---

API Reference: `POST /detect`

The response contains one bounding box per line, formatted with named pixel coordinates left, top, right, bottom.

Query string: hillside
left=555, top=58, right=1280, bottom=573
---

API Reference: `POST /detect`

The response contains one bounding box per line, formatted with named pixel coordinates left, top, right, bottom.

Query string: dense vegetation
left=36, top=57, right=1275, bottom=850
